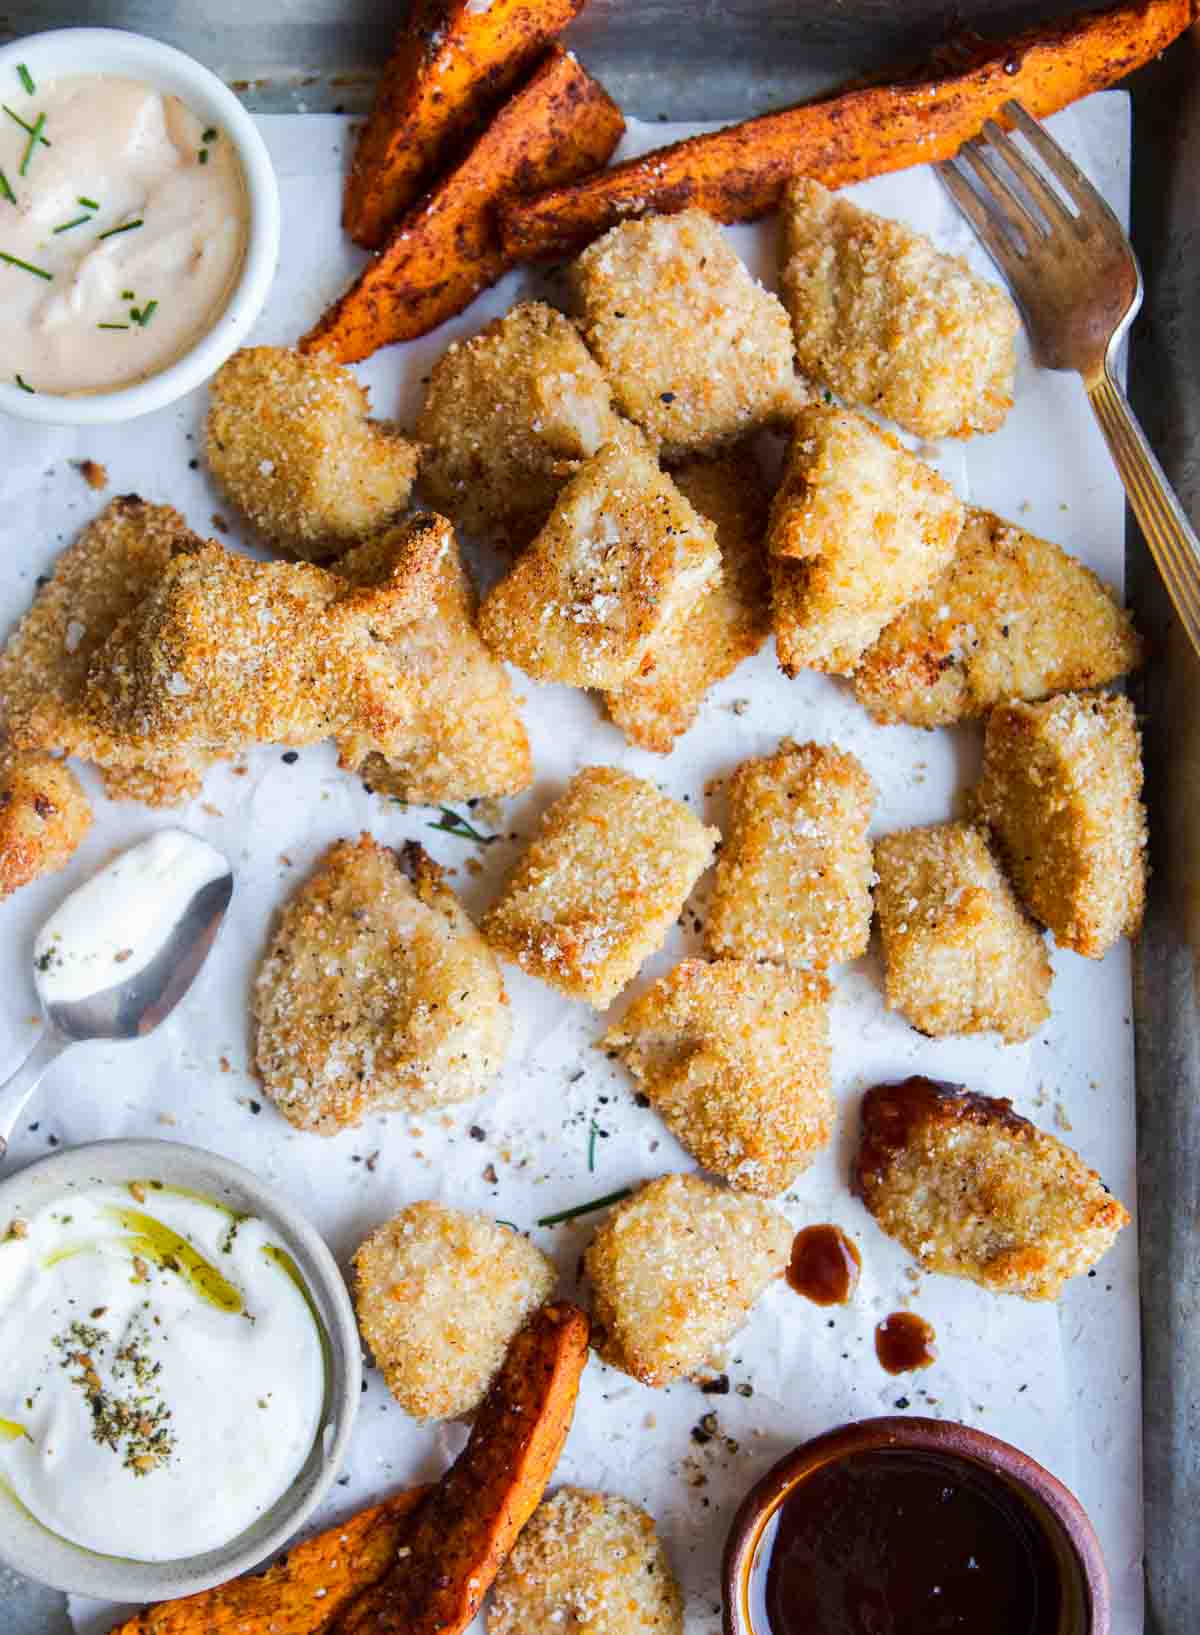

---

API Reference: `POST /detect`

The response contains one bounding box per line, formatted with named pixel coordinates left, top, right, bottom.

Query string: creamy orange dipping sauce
left=0, top=72, right=247, bottom=396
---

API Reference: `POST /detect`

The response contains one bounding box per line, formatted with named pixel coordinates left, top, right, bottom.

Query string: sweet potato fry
left=500, top=0, right=1191, bottom=259
left=302, top=50, right=623, bottom=363
left=344, top=0, right=588, bottom=249
left=107, top=1488, right=428, bottom=1635
left=334, top=1300, right=590, bottom=1635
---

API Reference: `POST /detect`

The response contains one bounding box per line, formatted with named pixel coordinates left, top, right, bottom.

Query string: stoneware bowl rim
left=0, top=1138, right=360, bottom=1600
left=722, top=1414, right=1111, bottom=1635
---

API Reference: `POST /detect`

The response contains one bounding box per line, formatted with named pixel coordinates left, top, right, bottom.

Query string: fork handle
left=1087, top=368, right=1200, bottom=656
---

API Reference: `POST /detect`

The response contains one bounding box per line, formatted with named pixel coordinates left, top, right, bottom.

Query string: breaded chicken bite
left=854, top=509, right=1142, bottom=727
left=780, top=179, right=1019, bottom=439
left=605, top=959, right=832, bottom=1196
left=603, top=447, right=772, bottom=752
left=254, top=838, right=510, bottom=1133
left=585, top=1173, right=790, bottom=1386
left=488, top=1487, right=683, bottom=1635
left=335, top=515, right=532, bottom=803
left=706, top=739, right=875, bottom=969
left=478, top=439, right=721, bottom=689
left=855, top=1076, right=1129, bottom=1300
left=0, top=752, right=92, bottom=900
left=768, top=404, right=963, bottom=676
left=874, top=823, right=1051, bottom=1043
left=972, top=692, right=1147, bottom=959
left=483, top=767, right=717, bottom=1007
left=417, top=302, right=622, bottom=550
left=206, top=346, right=419, bottom=561
left=353, top=1203, right=555, bottom=1422
left=570, top=209, right=799, bottom=458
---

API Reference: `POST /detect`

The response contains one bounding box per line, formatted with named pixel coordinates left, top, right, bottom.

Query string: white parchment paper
left=0, top=100, right=1141, bottom=1635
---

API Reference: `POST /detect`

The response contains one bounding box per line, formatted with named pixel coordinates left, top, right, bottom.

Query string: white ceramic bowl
left=0, top=29, right=280, bottom=427
left=0, top=1139, right=361, bottom=1600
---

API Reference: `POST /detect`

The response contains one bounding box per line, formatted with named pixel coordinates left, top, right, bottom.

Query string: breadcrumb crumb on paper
left=584, top=1172, right=791, bottom=1386
left=855, top=1076, right=1130, bottom=1300
left=482, top=766, right=717, bottom=1007
left=874, top=822, right=1052, bottom=1043
left=488, top=1486, right=683, bottom=1635
left=705, top=738, right=875, bottom=969
left=0, top=751, right=91, bottom=901
left=779, top=177, right=1019, bottom=439
left=604, top=959, right=832, bottom=1196
left=353, top=1200, right=554, bottom=1423
left=254, top=836, right=510, bottom=1134
left=972, top=691, right=1148, bottom=959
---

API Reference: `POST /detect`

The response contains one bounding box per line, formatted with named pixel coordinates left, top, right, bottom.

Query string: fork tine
left=977, top=119, right=1082, bottom=237
left=1002, top=99, right=1120, bottom=232
left=957, top=136, right=1047, bottom=241
left=934, top=159, right=1029, bottom=285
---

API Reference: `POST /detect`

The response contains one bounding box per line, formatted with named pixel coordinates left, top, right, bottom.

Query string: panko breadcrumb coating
left=417, top=302, right=623, bottom=549
left=585, top=1173, right=791, bottom=1386
left=780, top=179, right=1018, bottom=439
left=768, top=403, right=964, bottom=676
left=254, top=837, right=510, bottom=1134
left=854, top=508, right=1142, bottom=727
left=972, top=692, right=1147, bottom=959
left=855, top=1076, right=1129, bottom=1300
left=571, top=209, right=799, bottom=458
left=705, top=739, right=876, bottom=969
left=604, top=959, right=832, bottom=1196
left=488, top=1487, right=683, bottom=1635
left=335, top=515, right=532, bottom=803
left=206, top=346, right=419, bottom=561
left=874, top=823, right=1051, bottom=1043
left=0, top=752, right=91, bottom=900
left=478, top=438, right=721, bottom=689
left=353, top=1202, right=555, bottom=1422
left=604, top=447, right=772, bottom=752
left=482, top=766, right=718, bottom=1007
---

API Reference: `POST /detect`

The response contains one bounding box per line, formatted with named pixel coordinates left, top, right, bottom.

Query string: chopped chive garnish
left=536, top=1187, right=633, bottom=1228
left=14, top=373, right=34, bottom=393
left=587, top=1119, right=600, bottom=1173
left=121, top=288, right=134, bottom=300
left=427, top=806, right=497, bottom=846
left=16, top=65, right=35, bottom=96
left=197, top=148, right=209, bottom=165
left=0, top=169, right=13, bottom=205
left=19, top=112, right=46, bottom=176
left=131, top=300, right=158, bottom=327
left=0, top=249, right=53, bottom=280
left=97, top=218, right=143, bottom=240
left=78, top=195, right=100, bottom=211
left=202, top=127, right=218, bottom=143
left=53, top=214, right=92, bottom=234
left=98, top=322, right=130, bottom=330
left=2, top=106, right=50, bottom=144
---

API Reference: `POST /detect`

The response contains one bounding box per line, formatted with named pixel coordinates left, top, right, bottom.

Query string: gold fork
left=937, top=100, right=1200, bottom=657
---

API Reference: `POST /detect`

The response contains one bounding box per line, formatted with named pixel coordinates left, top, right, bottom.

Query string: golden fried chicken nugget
left=0, top=752, right=91, bottom=900
left=482, top=767, right=717, bottom=1007
left=853, top=508, right=1142, bottom=727
left=585, top=1173, right=790, bottom=1386
left=605, top=959, right=832, bottom=1196
left=570, top=209, right=799, bottom=458
left=768, top=404, right=964, bottom=676
left=335, top=515, right=532, bottom=803
left=855, top=1076, right=1129, bottom=1300
left=603, top=448, right=772, bottom=752
left=417, top=302, right=623, bottom=550
left=706, top=739, right=875, bottom=969
left=206, top=347, right=419, bottom=561
left=478, top=439, right=722, bottom=689
left=353, top=1202, right=555, bottom=1422
left=254, top=837, right=510, bottom=1134
left=780, top=179, right=1019, bottom=439
left=488, top=1487, right=684, bottom=1635
left=874, top=822, right=1051, bottom=1043
left=972, top=692, right=1147, bottom=959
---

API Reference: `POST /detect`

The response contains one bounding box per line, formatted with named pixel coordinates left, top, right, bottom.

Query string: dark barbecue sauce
left=875, top=1311, right=937, bottom=1373
left=788, top=1225, right=861, bottom=1306
left=759, top=1449, right=1061, bottom=1635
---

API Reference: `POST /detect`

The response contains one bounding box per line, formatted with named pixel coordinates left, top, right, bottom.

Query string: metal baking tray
left=1, top=4, right=1196, bottom=1632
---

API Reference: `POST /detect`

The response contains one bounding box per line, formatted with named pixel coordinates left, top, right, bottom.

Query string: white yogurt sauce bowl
left=0, top=1139, right=360, bottom=1599
left=0, top=28, right=279, bottom=426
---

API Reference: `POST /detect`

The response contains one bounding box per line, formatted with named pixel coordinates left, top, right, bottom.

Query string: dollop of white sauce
left=34, top=828, right=229, bottom=1006
left=0, top=1186, right=326, bottom=1561
left=0, top=74, right=247, bottom=395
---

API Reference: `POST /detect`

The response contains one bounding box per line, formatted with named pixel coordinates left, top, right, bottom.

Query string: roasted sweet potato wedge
left=334, top=1300, right=590, bottom=1635
left=302, top=49, right=623, bottom=363
left=500, top=0, right=1191, bottom=259
left=344, top=0, right=588, bottom=249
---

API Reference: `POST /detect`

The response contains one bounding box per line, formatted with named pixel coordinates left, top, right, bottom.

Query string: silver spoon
left=0, top=829, right=234, bottom=1159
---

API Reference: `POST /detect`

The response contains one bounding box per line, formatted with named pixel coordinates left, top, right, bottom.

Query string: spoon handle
left=0, top=1029, right=70, bottom=1161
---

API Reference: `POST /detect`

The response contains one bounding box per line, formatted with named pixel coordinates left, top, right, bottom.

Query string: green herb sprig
left=53, top=214, right=92, bottom=234
left=0, top=169, right=13, bottom=205
left=536, top=1187, right=632, bottom=1228
left=19, top=112, right=46, bottom=177
left=14, top=373, right=34, bottom=393
left=0, top=249, right=53, bottom=280
left=2, top=105, right=49, bottom=145
left=97, top=218, right=143, bottom=241
left=16, top=65, right=35, bottom=96
left=78, top=195, right=100, bottom=211
left=131, top=299, right=158, bottom=327
left=427, top=806, right=497, bottom=846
